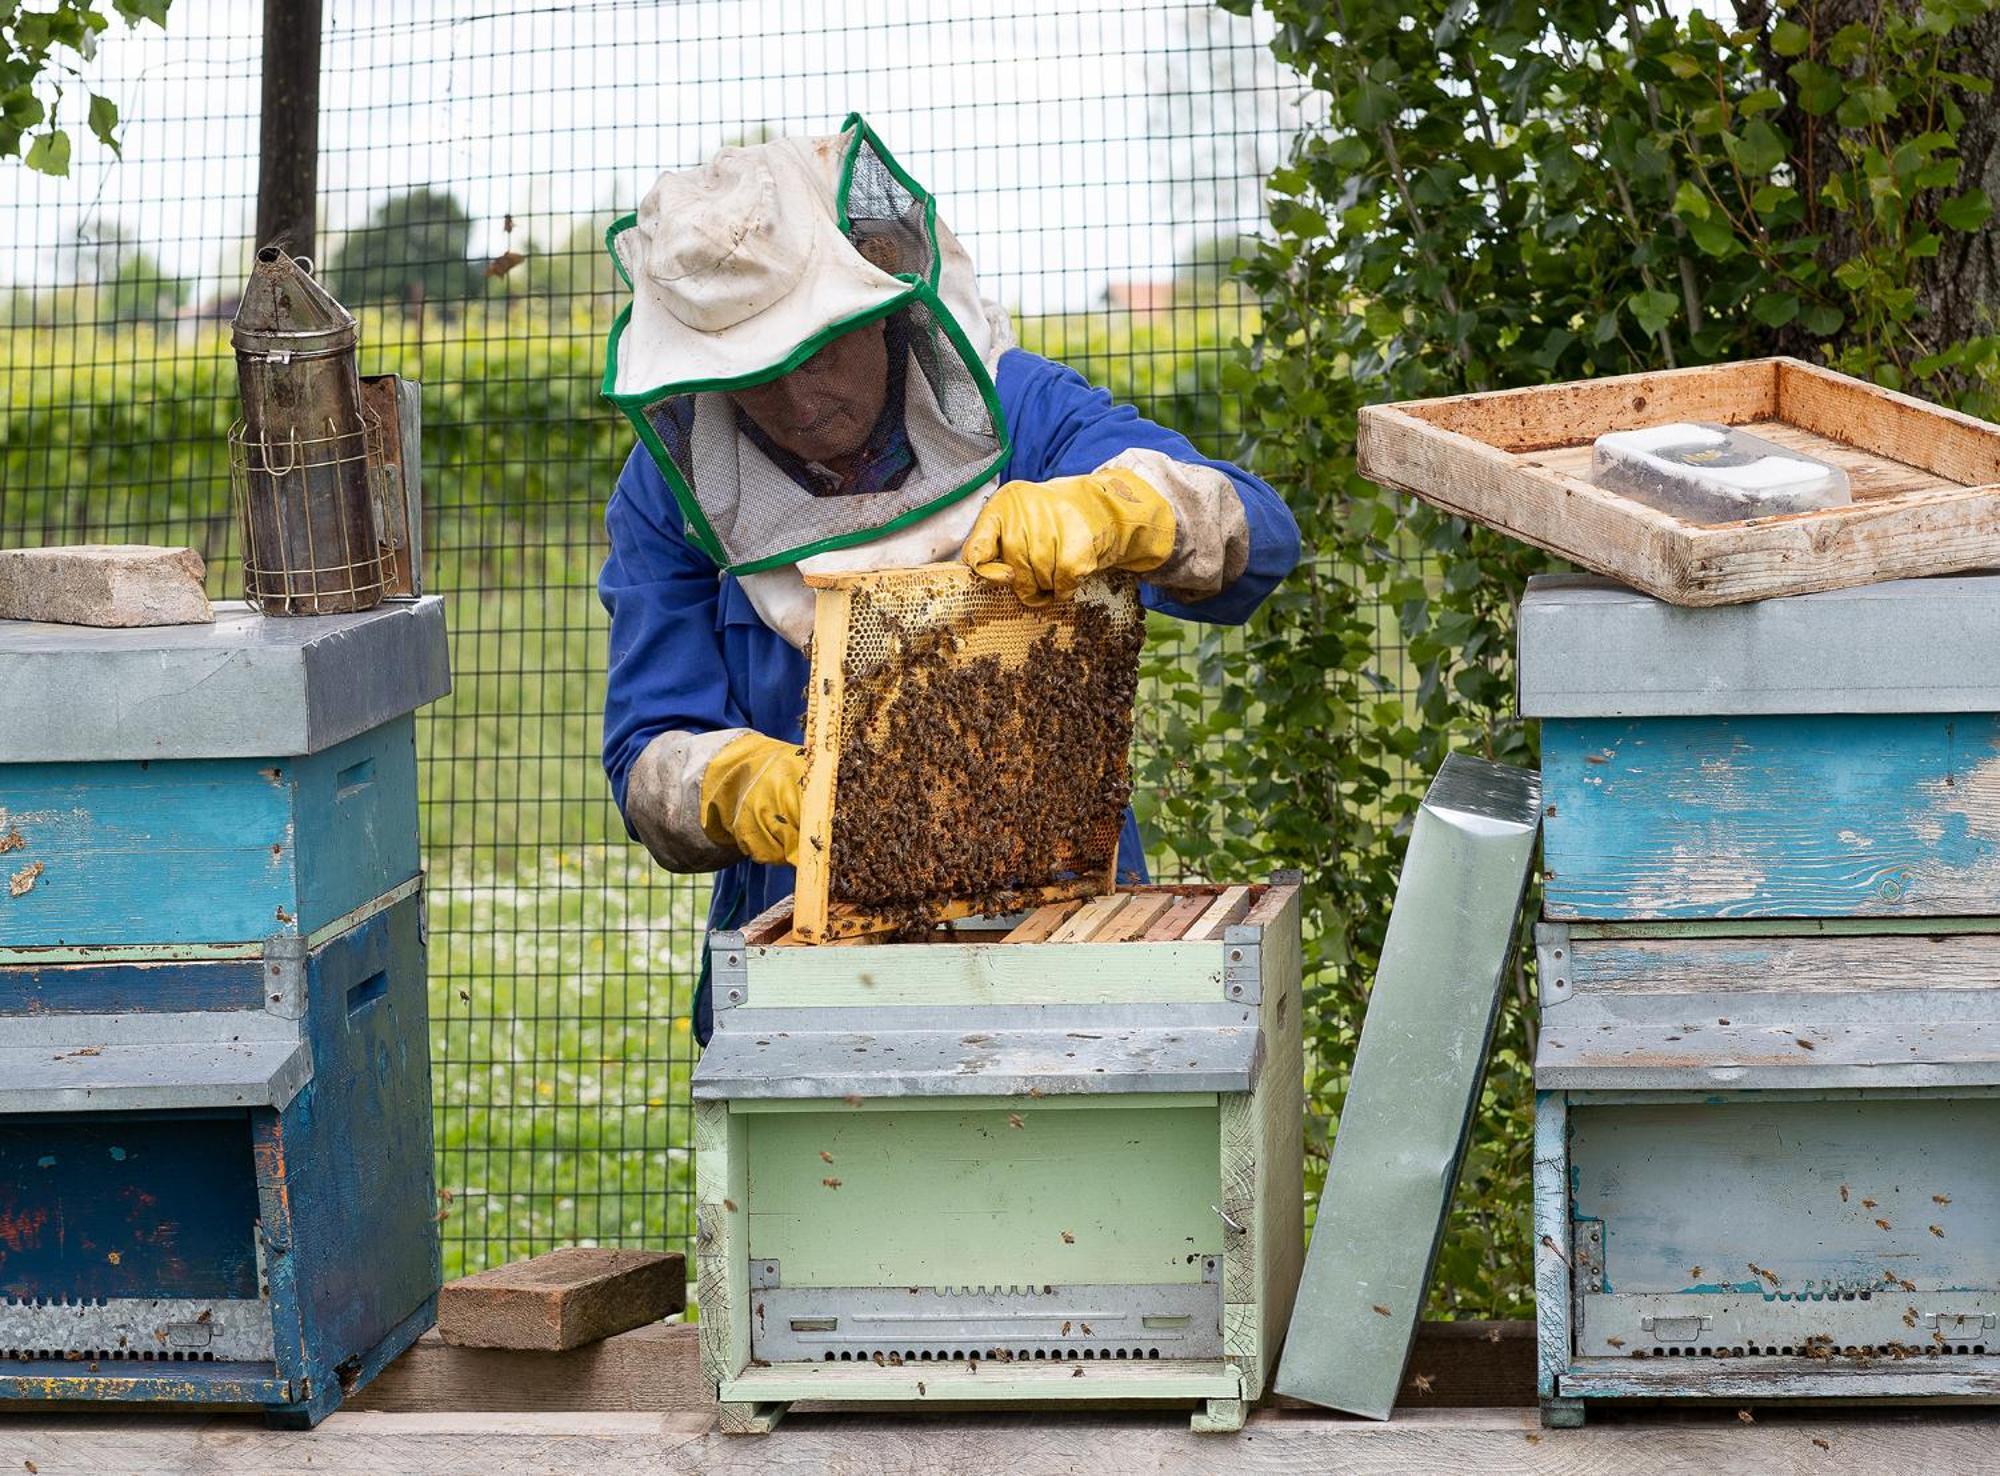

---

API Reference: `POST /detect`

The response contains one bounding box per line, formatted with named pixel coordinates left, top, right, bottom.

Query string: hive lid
left=1275, top=753, right=1542, bottom=1420
left=232, top=246, right=357, bottom=357
left=1518, top=572, right=2000, bottom=718
left=0, top=1010, right=310, bottom=1113
left=0, top=595, right=449, bottom=760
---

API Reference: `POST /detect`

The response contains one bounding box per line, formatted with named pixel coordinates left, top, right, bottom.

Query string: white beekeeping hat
left=603, top=115, right=1013, bottom=586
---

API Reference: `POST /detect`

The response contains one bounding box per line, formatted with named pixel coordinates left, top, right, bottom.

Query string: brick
left=437, top=1247, right=686, bottom=1351
left=0, top=545, right=212, bottom=628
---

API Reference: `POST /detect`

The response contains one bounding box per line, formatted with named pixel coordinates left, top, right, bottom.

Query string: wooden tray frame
left=1357, top=356, right=2000, bottom=606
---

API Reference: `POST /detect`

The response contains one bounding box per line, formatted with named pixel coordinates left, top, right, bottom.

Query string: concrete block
left=437, top=1247, right=686, bottom=1351
left=0, top=545, right=212, bottom=628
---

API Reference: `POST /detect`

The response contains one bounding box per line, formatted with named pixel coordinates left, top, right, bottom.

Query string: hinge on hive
left=1571, top=1218, right=1605, bottom=1338
left=1536, top=922, right=1572, bottom=1005
left=712, top=933, right=749, bottom=1017
left=1574, top=1219, right=1605, bottom=1290
left=263, top=932, right=307, bottom=1020
left=1221, top=944, right=1261, bottom=1005
left=751, top=1259, right=782, bottom=1290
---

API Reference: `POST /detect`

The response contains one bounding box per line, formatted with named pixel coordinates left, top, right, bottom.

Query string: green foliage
left=2, top=0, right=169, bottom=174
left=0, top=212, right=187, bottom=327
left=96, top=247, right=184, bottom=322
left=326, top=187, right=487, bottom=312
left=1184, top=0, right=2000, bottom=1317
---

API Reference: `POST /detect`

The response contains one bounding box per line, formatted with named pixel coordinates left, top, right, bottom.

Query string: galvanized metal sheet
left=0, top=595, right=449, bottom=760
left=691, top=1015, right=1259, bottom=1099
left=1518, top=572, right=2000, bottom=718
left=0, top=1296, right=275, bottom=1362
left=1275, top=753, right=1542, bottom=1419
left=750, top=1282, right=1222, bottom=1362
left=0, top=1009, right=309, bottom=1112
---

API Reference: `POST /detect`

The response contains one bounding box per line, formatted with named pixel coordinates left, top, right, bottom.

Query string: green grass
left=427, top=844, right=702, bottom=1277
left=417, top=521, right=711, bottom=1275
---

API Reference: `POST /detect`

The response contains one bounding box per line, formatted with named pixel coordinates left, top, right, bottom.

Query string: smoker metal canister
left=230, top=246, right=387, bottom=615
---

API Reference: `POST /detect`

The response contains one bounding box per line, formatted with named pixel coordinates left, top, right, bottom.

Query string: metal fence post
left=255, top=0, right=323, bottom=260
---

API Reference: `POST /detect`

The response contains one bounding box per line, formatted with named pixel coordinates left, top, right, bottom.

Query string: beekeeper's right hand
left=697, top=732, right=806, bottom=867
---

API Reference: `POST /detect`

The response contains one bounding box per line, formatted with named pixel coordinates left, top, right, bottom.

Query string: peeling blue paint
left=1543, top=713, right=2000, bottom=920
left=0, top=719, right=419, bottom=949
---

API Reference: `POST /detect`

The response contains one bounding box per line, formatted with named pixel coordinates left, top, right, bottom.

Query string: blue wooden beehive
left=0, top=598, right=449, bottom=1427
left=1522, top=573, right=2000, bottom=1425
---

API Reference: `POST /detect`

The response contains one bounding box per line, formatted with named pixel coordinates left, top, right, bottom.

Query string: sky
left=0, top=0, right=1314, bottom=316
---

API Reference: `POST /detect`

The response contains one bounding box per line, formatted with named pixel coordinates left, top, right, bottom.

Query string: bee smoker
left=229, top=247, right=391, bottom=615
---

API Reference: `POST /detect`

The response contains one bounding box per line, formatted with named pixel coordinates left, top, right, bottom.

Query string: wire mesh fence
left=0, top=0, right=1332, bottom=1276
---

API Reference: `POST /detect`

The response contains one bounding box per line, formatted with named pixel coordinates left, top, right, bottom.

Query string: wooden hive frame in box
left=792, top=562, right=1142, bottom=942
left=690, top=878, right=1304, bottom=1434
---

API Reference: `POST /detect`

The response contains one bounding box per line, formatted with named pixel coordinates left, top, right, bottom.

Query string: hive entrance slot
left=818, top=1345, right=1168, bottom=1364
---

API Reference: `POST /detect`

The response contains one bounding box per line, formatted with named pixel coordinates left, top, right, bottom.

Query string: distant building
left=175, top=295, right=239, bottom=341
left=1103, top=280, right=1177, bottom=314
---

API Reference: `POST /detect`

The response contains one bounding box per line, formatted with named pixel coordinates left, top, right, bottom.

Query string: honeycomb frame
left=792, top=562, right=1142, bottom=942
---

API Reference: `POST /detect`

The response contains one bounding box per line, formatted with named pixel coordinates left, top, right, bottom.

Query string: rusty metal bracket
left=262, top=932, right=307, bottom=1020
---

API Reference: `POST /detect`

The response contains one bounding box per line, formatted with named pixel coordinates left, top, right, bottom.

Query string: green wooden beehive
left=690, top=878, right=1304, bottom=1434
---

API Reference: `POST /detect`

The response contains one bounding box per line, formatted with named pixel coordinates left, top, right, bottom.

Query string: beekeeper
left=599, top=116, right=1299, bottom=1039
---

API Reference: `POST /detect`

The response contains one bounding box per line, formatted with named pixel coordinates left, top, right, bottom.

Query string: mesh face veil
left=602, top=115, right=1011, bottom=576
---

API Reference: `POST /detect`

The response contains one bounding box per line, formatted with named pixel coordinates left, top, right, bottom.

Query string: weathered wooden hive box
left=1522, top=572, right=2000, bottom=1425
left=0, top=599, right=449, bottom=1427
left=690, top=878, right=1303, bottom=1434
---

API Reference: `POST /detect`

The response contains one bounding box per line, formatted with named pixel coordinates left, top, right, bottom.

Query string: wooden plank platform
left=5, top=1406, right=1996, bottom=1476
left=8, top=1321, right=1993, bottom=1472
left=353, top=1324, right=711, bottom=1412
left=437, top=1248, right=685, bottom=1351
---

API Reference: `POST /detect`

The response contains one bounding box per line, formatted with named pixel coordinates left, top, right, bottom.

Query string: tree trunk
left=1762, top=3, right=2000, bottom=381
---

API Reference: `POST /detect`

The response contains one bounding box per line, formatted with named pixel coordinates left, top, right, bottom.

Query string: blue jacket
left=600, top=347, right=1300, bottom=1040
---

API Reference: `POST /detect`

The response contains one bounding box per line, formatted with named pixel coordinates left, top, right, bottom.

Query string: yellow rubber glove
left=961, top=468, right=1177, bottom=606
left=698, top=732, right=806, bottom=866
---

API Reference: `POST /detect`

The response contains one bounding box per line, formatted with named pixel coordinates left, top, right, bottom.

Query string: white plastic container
left=1590, top=422, right=1850, bottom=523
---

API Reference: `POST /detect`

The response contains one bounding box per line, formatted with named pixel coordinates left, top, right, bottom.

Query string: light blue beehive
left=1522, top=574, right=2000, bottom=1425
left=0, top=598, right=449, bottom=1427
